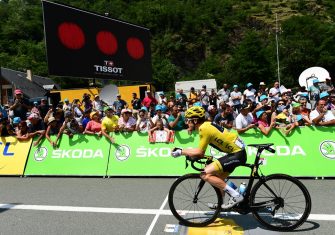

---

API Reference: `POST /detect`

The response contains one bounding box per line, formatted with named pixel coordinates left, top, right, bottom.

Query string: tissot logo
left=94, top=60, right=123, bottom=75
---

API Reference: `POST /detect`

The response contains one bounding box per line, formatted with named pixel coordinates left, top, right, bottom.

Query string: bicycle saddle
left=248, top=143, right=274, bottom=148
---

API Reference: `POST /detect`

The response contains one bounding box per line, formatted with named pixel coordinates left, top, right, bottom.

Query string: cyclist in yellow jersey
left=171, top=106, right=247, bottom=209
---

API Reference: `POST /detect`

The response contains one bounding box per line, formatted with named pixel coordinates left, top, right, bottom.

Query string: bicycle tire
left=168, top=173, right=222, bottom=227
left=250, top=174, right=311, bottom=231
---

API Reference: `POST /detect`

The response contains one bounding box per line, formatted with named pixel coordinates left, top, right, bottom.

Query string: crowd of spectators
left=0, top=79, right=334, bottom=147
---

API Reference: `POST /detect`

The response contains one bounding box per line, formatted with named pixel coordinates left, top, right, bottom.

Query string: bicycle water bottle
left=239, top=182, right=247, bottom=196
left=225, top=179, right=238, bottom=191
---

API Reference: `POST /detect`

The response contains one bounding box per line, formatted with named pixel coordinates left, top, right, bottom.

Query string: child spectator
left=148, top=119, right=173, bottom=143
left=118, top=109, right=136, bottom=132
left=83, top=111, right=102, bottom=136
left=152, top=105, right=169, bottom=128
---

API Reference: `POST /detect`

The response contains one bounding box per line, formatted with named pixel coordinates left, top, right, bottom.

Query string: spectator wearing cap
left=158, top=92, right=167, bottom=106
left=209, top=89, right=219, bottom=108
left=118, top=109, right=136, bottom=132
left=308, top=78, right=321, bottom=108
left=142, top=91, right=158, bottom=109
left=207, top=105, right=218, bottom=122
left=253, top=95, right=271, bottom=115
left=101, top=106, right=119, bottom=142
left=269, top=81, right=280, bottom=102
left=175, top=89, right=188, bottom=109
left=63, top=98, right=72, bottom=111
left=152, top=105, right=169, bottom=128
left=83, top=111, right=102, bottom=136
left=230, top=85, right=242, bottom=112
left=243, top=83, right=256, bottom=103
left=310, top=100, right=335, bottom=126
left=93, top=94, right=108, bottom=117
left=168, top=104, right=186, bottom=131
left=27, top=113, right=45, bottom=146
left=214, top=104, right=234, bottom=129
left=291, top=102, right=312, bottom=126
left=136, top=109, right=153, bottom=133
left=131, top=93, right=142, bottom=111
left=58, top=111, right=83, bottom=139
left=81, top=110, right=91, bottom=129
left=188, top=87, right=198, bottom=107
left=217, top=84, right=230, bottom=104
left=294, top=86, right=308, bottom=102
left=235, top=103, right=257, bottom=134
left=46, top=117, right=61, bottom=147
left=256, top=110, right=275, bottom=136
left=257, top=82, right=268, bottom=101
left=9, top=89, right=30, bottom=121
left=31, top=101, right=40, bottom=117
left=113, top=94, right=128, bottom=116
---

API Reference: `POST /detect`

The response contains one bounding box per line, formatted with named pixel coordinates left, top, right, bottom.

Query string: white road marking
left=0, top=203, right=334, bottom=221
left=145, top=194, right=169, bottom=235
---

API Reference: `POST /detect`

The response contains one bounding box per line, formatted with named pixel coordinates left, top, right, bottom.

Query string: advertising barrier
left=24, top=135, right=110, bottom=176
left=0, top=137, right=32, bottom=175
left=107, top=127, right=335, bottom=177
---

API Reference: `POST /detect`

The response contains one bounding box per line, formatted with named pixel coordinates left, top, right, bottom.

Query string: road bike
left=168, top=143, right=312, bottom=231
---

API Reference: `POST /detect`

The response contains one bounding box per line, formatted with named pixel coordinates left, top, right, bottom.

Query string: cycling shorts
left=213, top=149, right=247, bottom=173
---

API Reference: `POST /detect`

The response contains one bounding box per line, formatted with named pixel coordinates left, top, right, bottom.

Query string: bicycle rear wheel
left=250, top=174, right=311, bottom=231
left=168, top=173, right=222, bottom=227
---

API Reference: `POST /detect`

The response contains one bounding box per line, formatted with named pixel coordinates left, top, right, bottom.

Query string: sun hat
left=259, top=82, right=266, bottom=86
left=292, top=102, right=301, bottom=108
left=90, top=111, right=99, bottom=119
left=259, top=95, right=268, bottom=102
left=64, top=98, right=69, bottom=102
left=276, top=113, right=287, bottom=120
left=155, top=105, right=162, bottom=111
left=140, top=106, right=148, bottom=112
left=320, top=92, right=329, bottom=99
left=15, top=89, right=23, bottom=95
left=121, top=109, right=132, bottom=114
left=47, top=117, right=56, bottom=125
left=240, top=103, right=251, bottom=110
left=256, top=110, right=265, bottom=118
left=104, top=106, right=113, bottom=112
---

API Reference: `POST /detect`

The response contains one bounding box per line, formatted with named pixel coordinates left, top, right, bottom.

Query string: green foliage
left=0, top=0, right=335, bottom=91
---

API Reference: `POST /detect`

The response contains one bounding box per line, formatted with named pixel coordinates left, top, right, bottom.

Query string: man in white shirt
left=230, top=85, right=242, bottom=112
left=310, top=100, right=335, bottom=126
left=235, top=103, right=257, bottom=134
left=217, top=83, right=230, bottom=103
left=269, top=81, right=281, bottom=102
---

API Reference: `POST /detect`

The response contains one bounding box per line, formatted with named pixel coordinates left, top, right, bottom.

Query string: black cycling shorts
left=213, top=149, right=247, bottom=173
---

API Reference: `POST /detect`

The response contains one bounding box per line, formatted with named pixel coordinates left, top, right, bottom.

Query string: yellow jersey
left=198, top=121, right=244, bottom=153
left=101, top=115, right=119, bottom=132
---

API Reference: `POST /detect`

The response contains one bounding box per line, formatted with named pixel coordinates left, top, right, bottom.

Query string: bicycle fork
left=192, top=179, right=206, bottom=203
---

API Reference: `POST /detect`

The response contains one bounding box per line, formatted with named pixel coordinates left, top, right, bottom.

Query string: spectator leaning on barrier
left=58, top=111, right=83, bottom=139
left=136, top=109, right=153, bottom=133
left=118, top=109, right=136, bottom=132
left=291, top=102, right=312, bottom=126
left=234, top=103, right=257, bottom=134
left=46, top=117, right=61, bottom=147
left=84, top=111, right=102, bottom=136
left=27, top=113, right=45, bottom=146
left=9, top=89, right=30, bottom=121
left=101, top=106, right=119, bottom=142
left=148, top=119, right=172, bottom=142
left=168, top=104, right=186, bottom=131
left=230, top=85, right=242, bottom=113
left=253, top=95, right=271, bottom=115
left=310, top=99, right=335, bottom=126
left=256, top=110, right=275, bottom=136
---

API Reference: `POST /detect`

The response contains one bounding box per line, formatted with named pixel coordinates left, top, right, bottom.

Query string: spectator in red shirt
left=142, top=90, right=158, bottom=108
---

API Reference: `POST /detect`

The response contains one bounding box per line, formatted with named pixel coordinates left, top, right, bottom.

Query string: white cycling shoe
left=221, top=194, right=244, bottom=209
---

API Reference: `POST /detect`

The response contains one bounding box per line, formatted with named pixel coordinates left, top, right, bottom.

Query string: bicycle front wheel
left=168, top=173, right=222, bottom=227
left=250, top=174, right=311, bottom=231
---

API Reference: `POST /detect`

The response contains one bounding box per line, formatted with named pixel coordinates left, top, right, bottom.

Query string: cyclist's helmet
left=185, top=106, right=205, bottom=119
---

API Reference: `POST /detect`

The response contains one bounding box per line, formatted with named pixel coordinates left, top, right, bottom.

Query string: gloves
left=172, top=147, right=183, bottom=158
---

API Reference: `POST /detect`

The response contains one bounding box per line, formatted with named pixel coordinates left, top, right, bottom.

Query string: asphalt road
left=0, top=177, right=332, bottom=235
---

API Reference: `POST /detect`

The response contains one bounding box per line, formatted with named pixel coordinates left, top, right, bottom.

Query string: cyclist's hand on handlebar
left=171, top=147, right=183, bottom=158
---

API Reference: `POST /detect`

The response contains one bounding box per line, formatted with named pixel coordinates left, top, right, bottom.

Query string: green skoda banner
left=107, top=127, right=335, bottom=177
left=24, top=135, right=111, bottom=176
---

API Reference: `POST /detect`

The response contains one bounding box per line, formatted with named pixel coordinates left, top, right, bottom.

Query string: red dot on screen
left=58, top=22, right=85, bottom=50
left=96, top=31, right=118, bottom=55
left=127, top=37, right=144, bottom=60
